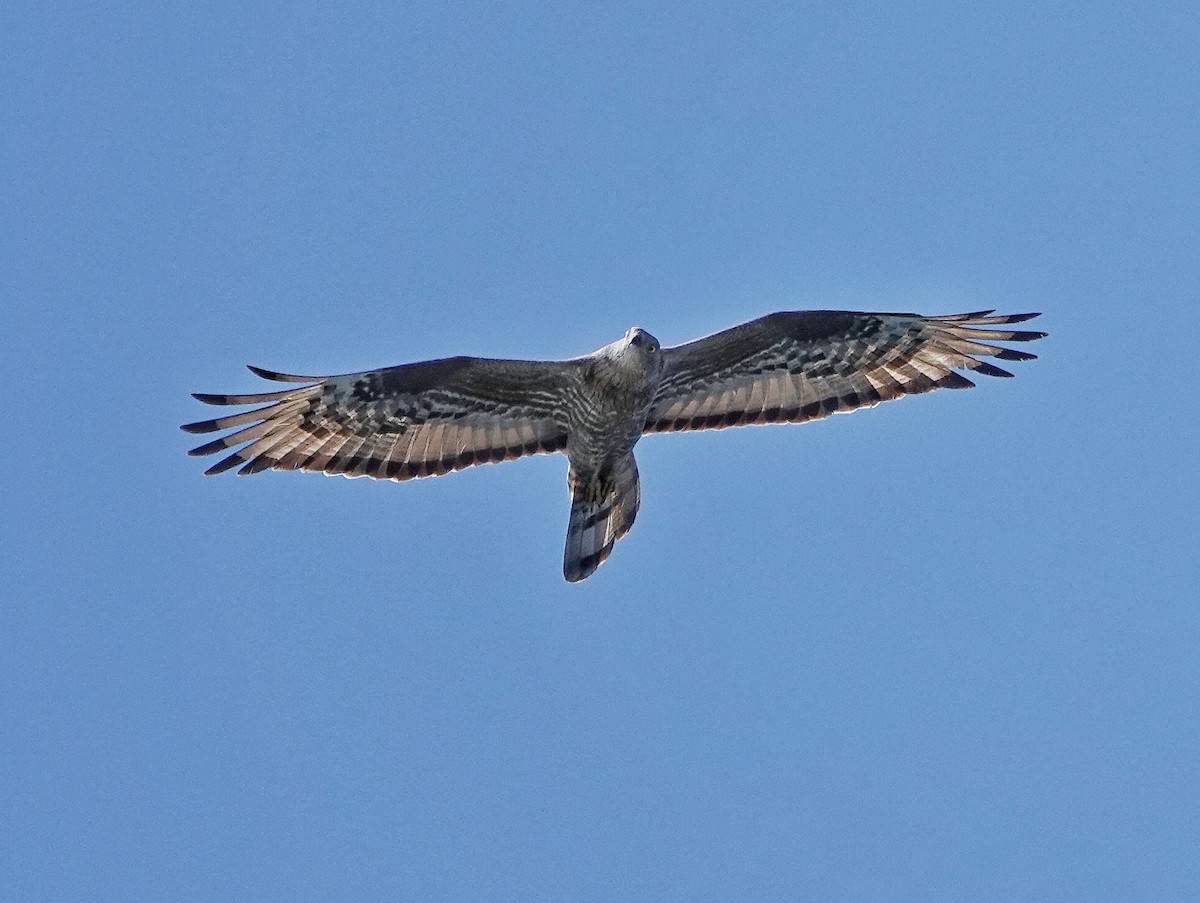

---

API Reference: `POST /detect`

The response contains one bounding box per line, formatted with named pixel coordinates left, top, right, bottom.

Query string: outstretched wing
left=183, top=356, right=576, bottom=480
left=644, top=310, right=1045, bottom=433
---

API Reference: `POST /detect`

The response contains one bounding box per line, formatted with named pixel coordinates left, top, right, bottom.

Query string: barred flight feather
left=642, top=311, right=1044, bottom=434
left=184, top=359, right=573, bottom=482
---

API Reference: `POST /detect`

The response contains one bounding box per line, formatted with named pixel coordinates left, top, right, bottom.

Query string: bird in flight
left=184, top=309, right=1045, bottom=581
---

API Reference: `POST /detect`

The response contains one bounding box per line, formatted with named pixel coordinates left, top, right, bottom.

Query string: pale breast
left=562, top=364, right=656, bottom=475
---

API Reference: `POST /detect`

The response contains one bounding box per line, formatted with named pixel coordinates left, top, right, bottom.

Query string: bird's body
left=557, top=328, right=664, bottom=580
left=561, top=328, right=664, bottom=478
left=184, top=309, right=1045, bottom=581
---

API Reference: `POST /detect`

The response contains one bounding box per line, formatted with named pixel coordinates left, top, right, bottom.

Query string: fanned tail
left=563, top=455, right=641, bottom=583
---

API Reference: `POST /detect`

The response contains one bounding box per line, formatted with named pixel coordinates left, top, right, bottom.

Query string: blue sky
left=3, top=2, right=1198, bottom=900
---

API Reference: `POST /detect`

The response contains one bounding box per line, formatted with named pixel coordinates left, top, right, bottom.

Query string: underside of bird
left=183, top=309, right=1046, bottom=582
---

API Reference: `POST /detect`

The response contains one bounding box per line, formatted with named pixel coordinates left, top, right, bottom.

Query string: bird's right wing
left=644, top=310, right=1045, bottom=433
left=183, top=356, right=577, bottom=480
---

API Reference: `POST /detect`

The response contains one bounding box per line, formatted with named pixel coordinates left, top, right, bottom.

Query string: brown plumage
left=183, top=310, right=1045, bottom=581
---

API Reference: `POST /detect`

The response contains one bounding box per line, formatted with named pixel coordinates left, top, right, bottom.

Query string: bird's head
left=589, top=327, right=664, bottom=392
left=620, top=326, right=662, bottom=372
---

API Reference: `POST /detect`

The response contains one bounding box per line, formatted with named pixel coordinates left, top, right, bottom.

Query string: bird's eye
left=647, top=344, right=658, bottom=354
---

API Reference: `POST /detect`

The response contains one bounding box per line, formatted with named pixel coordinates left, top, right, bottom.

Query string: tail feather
left=564, top=455, right=640, bottom=583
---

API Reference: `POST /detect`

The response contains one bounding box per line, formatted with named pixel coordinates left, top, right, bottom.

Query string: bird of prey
left=183, top=309, right=1045, bottom=581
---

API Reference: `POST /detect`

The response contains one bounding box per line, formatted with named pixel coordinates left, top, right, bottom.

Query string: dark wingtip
left=237, top=457, right=276, bottom=475
left=973, top=361, right=1015, bottom=378
left=187, top=437, right=229, bottom=457
left=180, top=419, right=213, bottom=434
left=247, top=365, right=320, bottom=383
left=995, top=349, right=1038, bottom=362
left=203, top=453, right=245, bottom=476
left=192, top=393, right=227, bottom=405
left=938, top=371, right=976, bottom=390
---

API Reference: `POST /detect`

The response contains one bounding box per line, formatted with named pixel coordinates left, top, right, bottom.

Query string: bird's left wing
left=183, top=356, right=576, bottom=480
left=644, top=310, right=1045, bottom=433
